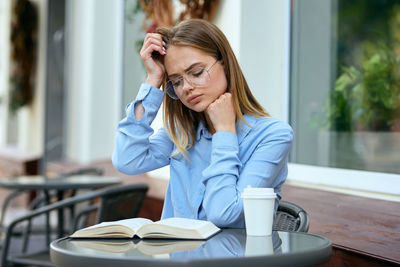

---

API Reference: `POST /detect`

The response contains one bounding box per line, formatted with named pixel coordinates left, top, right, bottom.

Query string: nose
left=181, top=76, right=194, bottom=93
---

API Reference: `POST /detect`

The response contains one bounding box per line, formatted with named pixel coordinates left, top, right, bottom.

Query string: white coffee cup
left=241, top=186, right=276, bottom=236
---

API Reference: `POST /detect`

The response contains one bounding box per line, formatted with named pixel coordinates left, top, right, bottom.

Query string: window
left=290, top=0, right=400, bottom=176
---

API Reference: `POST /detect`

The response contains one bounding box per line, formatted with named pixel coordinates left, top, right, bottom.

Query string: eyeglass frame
left=165, top=59, right=219, bottom=100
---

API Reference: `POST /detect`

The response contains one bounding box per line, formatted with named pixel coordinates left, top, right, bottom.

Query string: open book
left=70, top=217, right=220, bottom=240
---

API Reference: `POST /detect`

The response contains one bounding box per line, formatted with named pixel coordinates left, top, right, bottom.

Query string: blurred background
left=0, top=0, right=399, bottom=201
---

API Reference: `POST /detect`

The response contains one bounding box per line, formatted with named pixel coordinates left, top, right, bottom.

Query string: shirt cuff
left=126, top=83, right=165, bottom=121
left=136, top=83, right=165, bottom=103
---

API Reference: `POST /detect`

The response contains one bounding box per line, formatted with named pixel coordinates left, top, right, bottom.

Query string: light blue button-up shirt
left=112, top=83, right=293, bottom=228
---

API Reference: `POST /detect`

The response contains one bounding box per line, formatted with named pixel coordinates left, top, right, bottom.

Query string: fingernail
left=162, top=41, right=166, bottom=46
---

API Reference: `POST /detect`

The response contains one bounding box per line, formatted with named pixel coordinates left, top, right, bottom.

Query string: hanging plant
left=137, top=0, right=219, bottom=32
left=9, top=0, right=38, bottom=114
left=138, top=0, right=175, bottom=31
left=131, top=0, right=219, bottom=58
left=178, top=0, right=219, bottom=22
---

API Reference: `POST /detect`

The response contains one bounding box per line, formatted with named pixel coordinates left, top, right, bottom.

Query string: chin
left=183, top=101, right=209, bottom=113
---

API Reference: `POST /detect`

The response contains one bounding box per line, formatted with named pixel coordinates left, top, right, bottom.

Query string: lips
left=187, top=94, right=202, bottom=103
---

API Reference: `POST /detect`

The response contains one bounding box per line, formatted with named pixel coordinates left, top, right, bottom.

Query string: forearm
left=113, top=118, right=163, bottom=175
left=134, top=101, right=145, bottom=121
left=112, top=84, right=172, bottom=174
left=201, top=124, right=293, bottom=227
left=202, top=132, right=243, bottom=227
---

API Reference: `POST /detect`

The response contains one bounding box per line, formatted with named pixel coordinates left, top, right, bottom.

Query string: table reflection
left=70, top=229, right=283, bottom=259
left=245, top=231, right=282, bottom=256
left=170, top=229, right=281, bottom=259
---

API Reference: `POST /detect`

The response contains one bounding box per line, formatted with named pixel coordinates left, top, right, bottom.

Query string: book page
left=82, top=218, right=153, bottom=232
left=115, top=218, right=154, bottom=232
left=137, top=218, right=220, bottom=239
left=71, top=218, right=154, bottom=238
left=154, top=218, right=209, bottom=229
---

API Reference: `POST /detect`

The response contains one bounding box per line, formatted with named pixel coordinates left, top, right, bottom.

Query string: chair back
left=96, top=183, right=148, bottom=222
left=2, top=183, right=148, bottom=267
left=273, top=200, right=309, bottom=232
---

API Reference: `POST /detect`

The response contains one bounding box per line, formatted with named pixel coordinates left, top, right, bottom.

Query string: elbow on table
left=207, top=209, right=241, bottom=228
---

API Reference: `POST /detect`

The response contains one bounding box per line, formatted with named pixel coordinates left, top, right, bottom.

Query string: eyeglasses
left=165, top=59, right=218, bottom=100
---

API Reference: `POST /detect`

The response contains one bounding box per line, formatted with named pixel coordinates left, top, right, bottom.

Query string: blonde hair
left=157, top=19, right=269, bottom=157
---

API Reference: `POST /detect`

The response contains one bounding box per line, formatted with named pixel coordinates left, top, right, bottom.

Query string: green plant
left=319, top=42, right=400, bottom=131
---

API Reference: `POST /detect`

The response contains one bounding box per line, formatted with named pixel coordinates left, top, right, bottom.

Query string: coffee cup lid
left=241, top=186, right=276, bottom=198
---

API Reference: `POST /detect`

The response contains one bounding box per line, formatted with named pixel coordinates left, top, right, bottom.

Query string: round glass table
left=0, top=175, right=122, bottom=191
left=50, top=229, right=331, bottom=267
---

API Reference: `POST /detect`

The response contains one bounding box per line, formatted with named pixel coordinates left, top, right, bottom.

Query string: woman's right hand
left=140, top=33, right=166, bottom=88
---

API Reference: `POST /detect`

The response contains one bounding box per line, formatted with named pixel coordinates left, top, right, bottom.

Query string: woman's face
left=164, top=45, right=228, bottom=112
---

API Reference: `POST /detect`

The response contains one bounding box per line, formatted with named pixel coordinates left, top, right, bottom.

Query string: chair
left=273, top=200, right=309, bottom=232
left=0, top=167, right=105, bottom=253
left=0, top=167, right=104, bottom=232
left=1, top=183, right=148, bottom=267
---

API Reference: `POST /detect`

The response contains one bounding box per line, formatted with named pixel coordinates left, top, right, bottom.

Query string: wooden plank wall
left=282, top=185, right=400, bottom=266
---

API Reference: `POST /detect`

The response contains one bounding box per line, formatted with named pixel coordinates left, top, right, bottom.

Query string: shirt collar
left=195, top=114, right=256, bottom=144
left=196, top=121, right=212, bottom=141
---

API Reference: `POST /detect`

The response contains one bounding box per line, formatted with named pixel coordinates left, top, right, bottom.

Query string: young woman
left=112, top=19, right=293, bottom=227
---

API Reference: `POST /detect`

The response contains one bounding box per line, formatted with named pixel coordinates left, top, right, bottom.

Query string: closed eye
left=171, top=79, right=182, bottom=87
left=190, top=68, right=204, bottom=77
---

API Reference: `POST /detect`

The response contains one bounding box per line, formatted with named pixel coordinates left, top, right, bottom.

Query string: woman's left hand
left=206, top=92, right=236, bottom=134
